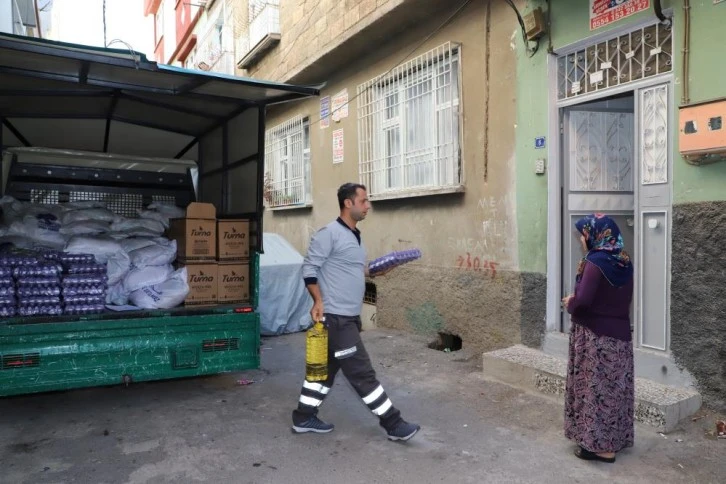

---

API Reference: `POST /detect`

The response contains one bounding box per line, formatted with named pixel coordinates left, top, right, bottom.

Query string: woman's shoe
left=574, top=446, right=616, bottom=463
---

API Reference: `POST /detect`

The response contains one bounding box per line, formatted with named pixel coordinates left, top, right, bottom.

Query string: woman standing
left=562, top=213, right=635, bottom=464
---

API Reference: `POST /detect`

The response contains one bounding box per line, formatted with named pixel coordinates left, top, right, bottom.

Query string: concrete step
left=481, top=344, right=702, bottom=433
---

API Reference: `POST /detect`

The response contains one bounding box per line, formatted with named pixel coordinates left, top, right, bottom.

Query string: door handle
left=648, top=219, right=659, bottom=229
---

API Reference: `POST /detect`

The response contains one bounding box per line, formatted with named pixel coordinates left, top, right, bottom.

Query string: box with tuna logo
left=180, top=263, right=218, bottom=305
left=169, top=203, right=217, bottom=262
left=217, top=219, right=250, bottom=261
left=218, top=262, right=249, bottom=303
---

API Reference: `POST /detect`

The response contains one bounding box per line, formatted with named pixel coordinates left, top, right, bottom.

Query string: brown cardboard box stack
left=168, top=203, right=250, bottom=306
left=217, top=219, right=250, bottom=304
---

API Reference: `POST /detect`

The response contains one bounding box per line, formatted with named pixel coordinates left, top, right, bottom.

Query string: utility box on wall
left=679, top=99, right=726, bottom=162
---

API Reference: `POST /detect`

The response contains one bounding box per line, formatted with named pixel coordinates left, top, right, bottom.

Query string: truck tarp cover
left=259, top=233, right=312, bottom=335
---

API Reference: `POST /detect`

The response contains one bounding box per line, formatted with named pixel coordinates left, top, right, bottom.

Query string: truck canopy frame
left=0, top=33, right=320, bottom=252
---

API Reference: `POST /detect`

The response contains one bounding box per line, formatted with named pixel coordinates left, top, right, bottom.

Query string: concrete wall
left=671, top=202, right=726, bottom=411
left=246, top=0, right=403, bottom=81
left=243, top=0, right=466, bottom=84
left=263, top=0, right=526, bottom=354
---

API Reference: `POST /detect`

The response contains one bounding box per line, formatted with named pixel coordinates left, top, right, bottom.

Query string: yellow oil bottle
left=305, top=320, right=328, bottom=381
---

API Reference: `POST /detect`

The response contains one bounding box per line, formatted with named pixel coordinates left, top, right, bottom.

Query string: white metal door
left=561, top=101, right=636, bottom=332
left=636, top=83, right=672, bottom=351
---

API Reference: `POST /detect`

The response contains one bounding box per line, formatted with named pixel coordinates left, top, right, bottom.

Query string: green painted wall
left=515, top=0, right=726, bottom=273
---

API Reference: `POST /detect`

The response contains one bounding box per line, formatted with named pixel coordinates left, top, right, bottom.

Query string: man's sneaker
left=386, top=420, right=420, bottom=441
left=292, top=416, right=334, bottom=434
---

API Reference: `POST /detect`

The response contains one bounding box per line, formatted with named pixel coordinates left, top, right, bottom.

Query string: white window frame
left=264, top=115, right=312, bottom=209
left=357, top=42, right=463, bottom=200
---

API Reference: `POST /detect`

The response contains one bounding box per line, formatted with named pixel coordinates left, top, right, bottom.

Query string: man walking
left=291, top=183, right=420, bottom=442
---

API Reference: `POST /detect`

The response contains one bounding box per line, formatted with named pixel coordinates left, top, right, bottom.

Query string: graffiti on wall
left=446, top=193, right=515, bottom=272
left=455, top=252, right=499, bottom=278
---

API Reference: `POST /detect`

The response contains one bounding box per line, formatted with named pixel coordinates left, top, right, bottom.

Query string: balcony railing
left=237, top=0, right=280, bottom=69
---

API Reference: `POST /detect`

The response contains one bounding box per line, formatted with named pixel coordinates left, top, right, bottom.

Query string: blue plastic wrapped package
left=64, top=263, right=107, bottom=275
left=0, top=266, right=11, bottom=277
left=13, top=263, right=63, bottom=278
left=39, top=249, right=63, bottom=261
left=63, top=304, right=106, bottom=316
left=18, top=305, right=63, bottom=317
left=0, top=286, right=16, bottom=297
left=17, top=286, right=61, bottom=297
left=18, top=296, right=62, bottom=306
left=0, top=296, right=16, bottom=306
left=368, top=248, right=422, bottom=276
left=0, top=305, right=17, bottom=317
left=59, top=253, right=96, bottom=265
left=62, top=285, right=106, bottom=297
left=62, top=274, right=108, bottom=287
left=63, top=294, right=106, bottom=305
left=15, top=276, right=61, bottom=287
left=0, top=276, right=14, bottom=287
left=0, top=253, right=40, bottom=267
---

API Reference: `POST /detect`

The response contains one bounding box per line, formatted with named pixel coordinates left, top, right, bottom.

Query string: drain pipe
left=682, top=0, right=691, bottom=105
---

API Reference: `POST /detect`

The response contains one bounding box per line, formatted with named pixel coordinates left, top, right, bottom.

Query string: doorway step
left=481, top=344, right=701, bottom=433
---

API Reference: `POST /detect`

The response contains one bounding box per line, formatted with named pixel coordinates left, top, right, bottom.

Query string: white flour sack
left=129, top=268, right=189, bottom=309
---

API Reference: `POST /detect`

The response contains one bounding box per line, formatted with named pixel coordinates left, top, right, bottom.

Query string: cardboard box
left=182, top=263, right=218, bottom=305
left=169, top=202, right=217, bottom=262
left=218, top=262, right=250, bottom=303
left=217, top=219, right=250, bottom=260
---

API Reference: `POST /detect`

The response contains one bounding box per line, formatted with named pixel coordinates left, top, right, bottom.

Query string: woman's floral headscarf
left=575, top=213, right=633, bottom=287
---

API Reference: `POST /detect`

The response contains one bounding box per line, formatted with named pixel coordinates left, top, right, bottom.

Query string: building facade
left=514, top=0, right=726, bottom=410
left=242, top=0, right=529, bottom=354
left=140, top=0, right=725, bottom=411
left=144, top=0, right=241, bottom=75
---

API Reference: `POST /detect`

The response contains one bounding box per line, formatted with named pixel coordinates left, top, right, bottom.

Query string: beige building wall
left=259, top=1, right=534, bottom=354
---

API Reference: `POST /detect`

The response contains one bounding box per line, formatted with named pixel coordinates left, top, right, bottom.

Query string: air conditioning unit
left=679, top=99, right=726, bottom=165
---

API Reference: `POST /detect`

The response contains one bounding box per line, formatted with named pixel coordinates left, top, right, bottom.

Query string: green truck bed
left=0, top=306, right=260, bottom=397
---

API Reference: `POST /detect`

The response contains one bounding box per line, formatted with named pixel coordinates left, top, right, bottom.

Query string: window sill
left=267, top=202, right=313, bottom=212
left=369, top=185, right=465, bottom=202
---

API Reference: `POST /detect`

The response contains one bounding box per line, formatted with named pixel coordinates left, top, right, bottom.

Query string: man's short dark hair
left=337, top=183, right=366, bottom=209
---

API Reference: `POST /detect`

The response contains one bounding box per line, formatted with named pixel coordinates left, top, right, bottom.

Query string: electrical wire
left=504, top=0, right=539, bottom=58
left=106, top=39, right=141, bottom=68
left=305, top=0, right=474, bottom=128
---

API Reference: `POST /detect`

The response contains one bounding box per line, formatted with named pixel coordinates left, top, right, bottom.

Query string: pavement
left=0, top=328, right=723, bottom=484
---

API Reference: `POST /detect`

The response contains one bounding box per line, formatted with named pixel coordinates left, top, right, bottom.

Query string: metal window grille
left=357, top=42, right=461, bottom=198
left=69, top=192, right=143, bottom=217
left=30, top=189, right=59, bottom=205
left=152, top=195, right=178, bottom=205
left=264, top=115, right=311, bottom=208
left=558, top=22, right=672, bottom=101
left=363, top=282, right=377, bottom=305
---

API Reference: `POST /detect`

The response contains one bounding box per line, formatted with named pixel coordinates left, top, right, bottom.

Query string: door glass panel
left=569, top=111, right=634, bottom=192
left=640, top=85, right=669, bottom=185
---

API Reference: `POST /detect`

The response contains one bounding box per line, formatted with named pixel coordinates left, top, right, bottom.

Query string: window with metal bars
left=557, top=22, right=672, bottom=101
left=357, top=42, right=461, bottom=199
left=263, top=115, right=311, bottom=208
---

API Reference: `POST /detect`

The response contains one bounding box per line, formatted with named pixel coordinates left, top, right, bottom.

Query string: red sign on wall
left=590, top=0, right=650, bottom=30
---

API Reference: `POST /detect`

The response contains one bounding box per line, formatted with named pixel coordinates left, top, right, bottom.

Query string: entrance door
left=636, top=83, right=671, bottom=351
left=561, top=96, right=636, bottom=333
